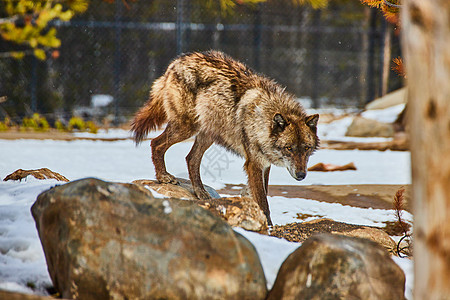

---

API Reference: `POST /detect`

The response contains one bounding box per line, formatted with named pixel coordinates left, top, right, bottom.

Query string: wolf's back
left=131, top=77, right=167, bottom=144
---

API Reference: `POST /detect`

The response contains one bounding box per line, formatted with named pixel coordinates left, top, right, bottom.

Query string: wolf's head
left=268, top=113, right=319, bottom=181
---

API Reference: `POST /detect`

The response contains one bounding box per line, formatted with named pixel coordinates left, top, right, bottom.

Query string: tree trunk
left=402, top=1, right=450, bottom=299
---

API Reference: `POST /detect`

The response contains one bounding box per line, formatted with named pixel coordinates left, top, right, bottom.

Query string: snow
left=362, top=104, right=405, bottom=123
left=316, top=104, right=405, bottom=142
left=0, top=126, right=413, bottom=298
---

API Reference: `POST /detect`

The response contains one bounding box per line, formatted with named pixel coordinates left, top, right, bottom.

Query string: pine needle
left=392, top=57, right=406, bottom=77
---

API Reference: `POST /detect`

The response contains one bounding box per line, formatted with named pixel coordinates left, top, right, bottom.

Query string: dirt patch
left=270, top=219, right=366, bottom=243
left=218, top=184, right=411, bottom=212
left=269, top=219, right=404, bottom=256
left=322, top=138, right=409, bottom=151
left=0, top=129, right=128, bottom=141
left=0, top=129, right=409, bottom=151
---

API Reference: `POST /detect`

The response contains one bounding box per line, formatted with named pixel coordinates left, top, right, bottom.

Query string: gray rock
left=267, top=233, right=406, bottom=300
left=31, top=178, right=267, bottom=300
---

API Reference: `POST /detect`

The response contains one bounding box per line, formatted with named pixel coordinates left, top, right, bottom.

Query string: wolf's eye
left=285, top=146, right=292, bottom=152
left=304, top=145, right=311, bottom=151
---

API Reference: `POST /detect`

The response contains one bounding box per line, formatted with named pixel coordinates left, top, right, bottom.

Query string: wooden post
left=402, top=0, right=450, bottom=298
left=379, top=18, right=392, bottom=97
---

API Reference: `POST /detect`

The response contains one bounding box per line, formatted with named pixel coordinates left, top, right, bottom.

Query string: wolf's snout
left=294, top=171, right=306, bottom=181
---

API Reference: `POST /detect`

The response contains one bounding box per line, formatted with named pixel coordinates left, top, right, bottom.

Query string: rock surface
left=333, top=226, right=397, bottom=255
left=346, top=116, right=395, bottom=138
left=31, top=178, right=267, bottom=300
left=134, top=179, right=267, bottom=231
left=133, top=177, right=220, bottom=200
left=267, top=233, right=406, bottom=300
left=0, top=290, right=60, bottom=300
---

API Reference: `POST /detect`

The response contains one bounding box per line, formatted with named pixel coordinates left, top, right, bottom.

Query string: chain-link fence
left=0, top=0, right=403, bottom=124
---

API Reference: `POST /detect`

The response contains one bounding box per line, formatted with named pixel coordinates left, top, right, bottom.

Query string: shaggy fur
left=131, top=51, right=319, bottom=225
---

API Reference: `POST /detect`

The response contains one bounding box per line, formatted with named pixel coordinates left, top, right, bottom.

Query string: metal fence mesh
left=0, top=0, right=403, bottom=123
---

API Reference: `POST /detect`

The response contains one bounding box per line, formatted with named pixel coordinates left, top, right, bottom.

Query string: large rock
left=134, top=179, right=267, bottom=231
left=31, top=178, right=267, bottom=300
left=346, top=116, right=395, bottom=138
left=267, top=234, right=406, bottom=300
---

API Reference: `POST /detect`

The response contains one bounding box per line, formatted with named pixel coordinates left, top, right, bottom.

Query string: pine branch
left=393, top=187, right=408, bottom=234
left=392, top=57, right=406, bottom=77
left=392, top=187, right=413, bottom=257
left=360, top=0, right=384, bottom=8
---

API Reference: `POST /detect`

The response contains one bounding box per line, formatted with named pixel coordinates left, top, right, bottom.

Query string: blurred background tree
left=0, top=0, right=89, bottom=60
left=1, top=0, right=400, bottom=124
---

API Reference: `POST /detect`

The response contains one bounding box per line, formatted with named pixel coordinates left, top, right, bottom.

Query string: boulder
left=267, top=234, right=406, bottom=300
left=31, top=178, right=267, bottom=300
left=134, top=179, right=267, bottom=232
left=345, top=116, right=395, bottom=138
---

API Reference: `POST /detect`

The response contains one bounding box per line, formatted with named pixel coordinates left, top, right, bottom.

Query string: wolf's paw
left=195, top=188, right=212, bottom=201
left=156, top=173, right=178, bottom=185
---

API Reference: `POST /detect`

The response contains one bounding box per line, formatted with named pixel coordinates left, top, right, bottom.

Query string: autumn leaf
left=33, top=48, right=46, bottom=60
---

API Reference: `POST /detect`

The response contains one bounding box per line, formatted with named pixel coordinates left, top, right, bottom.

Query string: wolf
left=131, top=51, right=319, bottom=225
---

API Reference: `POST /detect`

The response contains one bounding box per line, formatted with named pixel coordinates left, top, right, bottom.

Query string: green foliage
left=12, top=116, right=99, bottom=133
left=55, top=119, right=66, bottom=131
left=0, top=0, right=89, bottom=59
left=26, top=281, right=36, bottom=290
left=290, top=0, right=329, bottom=9
left=21, top=113, right=50, bottom=131
left=67, top=116, right=85, bottom=131
left=0, top=117, right=11, bottom=131
left=207, top=0, right=328, bottom=15
left=66, top=117, right=99, bottom=133
left=86, top=121, right=99, bottom=134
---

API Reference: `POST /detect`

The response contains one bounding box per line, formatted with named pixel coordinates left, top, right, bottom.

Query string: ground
left=0, top=109, right=414, bottom=298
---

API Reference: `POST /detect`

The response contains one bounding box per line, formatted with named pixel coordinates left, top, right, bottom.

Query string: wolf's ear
left=273, top=113, right=288, bottom=133
left=305, top=114, right=319, bottom=133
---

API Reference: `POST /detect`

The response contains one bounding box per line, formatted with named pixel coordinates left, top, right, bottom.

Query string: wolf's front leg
left=245, top=160, right=273, bottom=226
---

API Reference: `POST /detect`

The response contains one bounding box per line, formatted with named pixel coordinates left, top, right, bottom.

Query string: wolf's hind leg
left=186, top=132, right=213, bottom=200
left=151, top=122, right=194, bottom=184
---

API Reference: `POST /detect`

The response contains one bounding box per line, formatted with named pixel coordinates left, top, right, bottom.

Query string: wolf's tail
left=131, top=77, right=167, bottom=144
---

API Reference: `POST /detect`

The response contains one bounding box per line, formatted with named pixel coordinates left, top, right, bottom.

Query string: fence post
left=30, top=55, right=37, bottom=113
left=310, top=9, right=321, bottom=108
left=366, top=8, right=377, bottom=104
left=253, top=3, right=262, bottom=71
left=379, top=18, right=391, bottom=97
left=113, top=0, right=122, bottom=125
left=176, top=0, right=189, bottom=55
